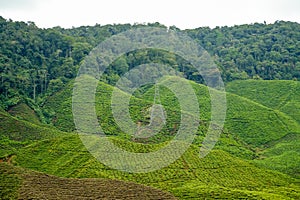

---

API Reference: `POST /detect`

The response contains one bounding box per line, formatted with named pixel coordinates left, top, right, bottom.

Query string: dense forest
left=0, top=16, right=299, bottom=110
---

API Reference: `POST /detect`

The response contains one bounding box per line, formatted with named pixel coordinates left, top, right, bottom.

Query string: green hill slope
left=1, top=18, right=300, bottom=199
left=226, top=80, right=300, bottom=178
left=226, top=80, right=300, bottom=124
left=0, top=109, right=67, bottom=158
left=44, top=79, right=300, bottom=147
left=0, top=163, right=176, bottom=200
left=8, top=103, right=41, bottom=125
left=253, top=133, right=300, bottom=178
left=137, top=80, right=300, bottom=178
left=42, top=79, right=300, bottom=178
left=41, top=80, right=76, bottom=132
left=12, top=134, right=300, bottom=199
left=44, top=78, right=300, bottom=160
left=138, top=79, right=300, bottom=147
left=2, top=79, right=300, bottom=199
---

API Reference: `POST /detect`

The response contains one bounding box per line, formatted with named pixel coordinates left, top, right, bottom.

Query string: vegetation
left=226, top=80, right=300, bottom=178
left=0, top=163, right=22, bottom=199
left=0, top=17, right=299, bottom=199
left=1, top=17, right=300, bottom=110
left=7, top=103, right=41, bottom=124
left=0, top=79, right=298, bottom=199
left=0, top=107, right=66, bottom=159
left=0, top=163, right=176, bottom=200
left=45, top=78, right=300, bottom=147
left=11, top=134, right=300, bottom=199
left=227, top=80, right=300, bottom=124
left=187, top=21, right=300, bottom=81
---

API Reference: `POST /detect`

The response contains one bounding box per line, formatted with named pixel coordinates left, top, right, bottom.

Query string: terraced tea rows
left=1, top=79, right=299, bottom=199
left=12, top=134, right=300, bottom=199
left=0, top=163, right=177, bottom=200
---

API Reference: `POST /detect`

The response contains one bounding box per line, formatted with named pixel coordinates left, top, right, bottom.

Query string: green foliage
left=1, top=79, right=300, bottom=198
left=253, top=133, right=300, bottom=178
left=187, top=21, right=300, bottom=81
left=226, top=80, right=300, bottom=178
left=1, top=17, right=300, bottom=199
left=7, top=102, right=41, bottom=124
left=171, top=182, right=297, bottom=199
left=0, top=163, right=176, bottom=200
left=0, top=163, right=22, bottom=200
left=12, top=78, right=300, bottom=199
left=44, top=78, right=300, bottom=164
left=0, top=109, right=66, bottom=154
left=42, top=80, right=75, bottom=131
left=1, top=17, right=300, bottom=110
left=12, top=134, right=300, bottom=199
left=227, top=80, right=300, bottom=124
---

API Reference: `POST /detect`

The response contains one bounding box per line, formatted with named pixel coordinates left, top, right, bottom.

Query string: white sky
left=0, top=0, right=299, bottom=29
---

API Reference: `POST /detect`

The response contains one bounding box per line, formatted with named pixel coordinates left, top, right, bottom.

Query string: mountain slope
left=253, top=133, right=300, bottom=178
left=226, top=80, right=300, bottom=178
left=2, top=78, right=300, bottom=198
left=1, top=18, right=300, bottom=199
left=0, top=109, right=67, bottom=158
left=226, top=80, right=300, bottom=124
left=44, top=79, right=300, bottom=147
left=0, top=163, right=176, bottom=200
left=12, top=134, right=300, bottom=199
left=41, top=79, right=300, bottom=179
left=8, top=103, right=41, bottom=125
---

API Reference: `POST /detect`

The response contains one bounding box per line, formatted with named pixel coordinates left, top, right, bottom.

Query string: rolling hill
left=0, top=79, right=299, bottom=199
left=38, top=78, right=300, bottom=184
left=1, top=18, right=300, bottom=199
left=1, top=78, right=296, bottom=199
left=226, top=80, right=300, bottom=124
left=0, top=107, right=66, bottom=158
left=226, top=80, right=300, bottom=179
left=44, top=79, right=300, bottom=146
left=11, top=134, right=300, bottom=199
left=0, top=163, right=176, bottom=200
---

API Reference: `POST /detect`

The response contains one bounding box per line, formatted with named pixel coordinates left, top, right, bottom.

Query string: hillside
left=0, top=17, right=300, bottom=199
left=0, top=108, right=66, bottom=158
left=226, top=80, right=300, bottom=124
left=226, top=80, right=300, bottom=178
left=0, top=163, right=176, bottom=200
left=8, top=103, right=41, bottom=125
left=1, top=76, right=299, bottom=198
left=0, top=78, right=299, bottom=199
left=11, top=134, right=300, bottom=199
left=45, top=79, right=300, bottom=145
left=1, top=17, right=300, bottom=110
left=0, top=86, right=299, bottom=199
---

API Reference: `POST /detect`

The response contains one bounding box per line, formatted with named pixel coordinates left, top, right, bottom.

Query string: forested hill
left=187, top=22, right=300, bottom=81
left=0, top=16, right=299, bottom=109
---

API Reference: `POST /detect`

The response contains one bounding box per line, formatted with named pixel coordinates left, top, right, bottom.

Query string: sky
left=0, top=0, right=299, bottom=29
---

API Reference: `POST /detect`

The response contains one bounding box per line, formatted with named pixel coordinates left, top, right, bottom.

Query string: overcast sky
left=0, top=0, right=299, bottom=29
